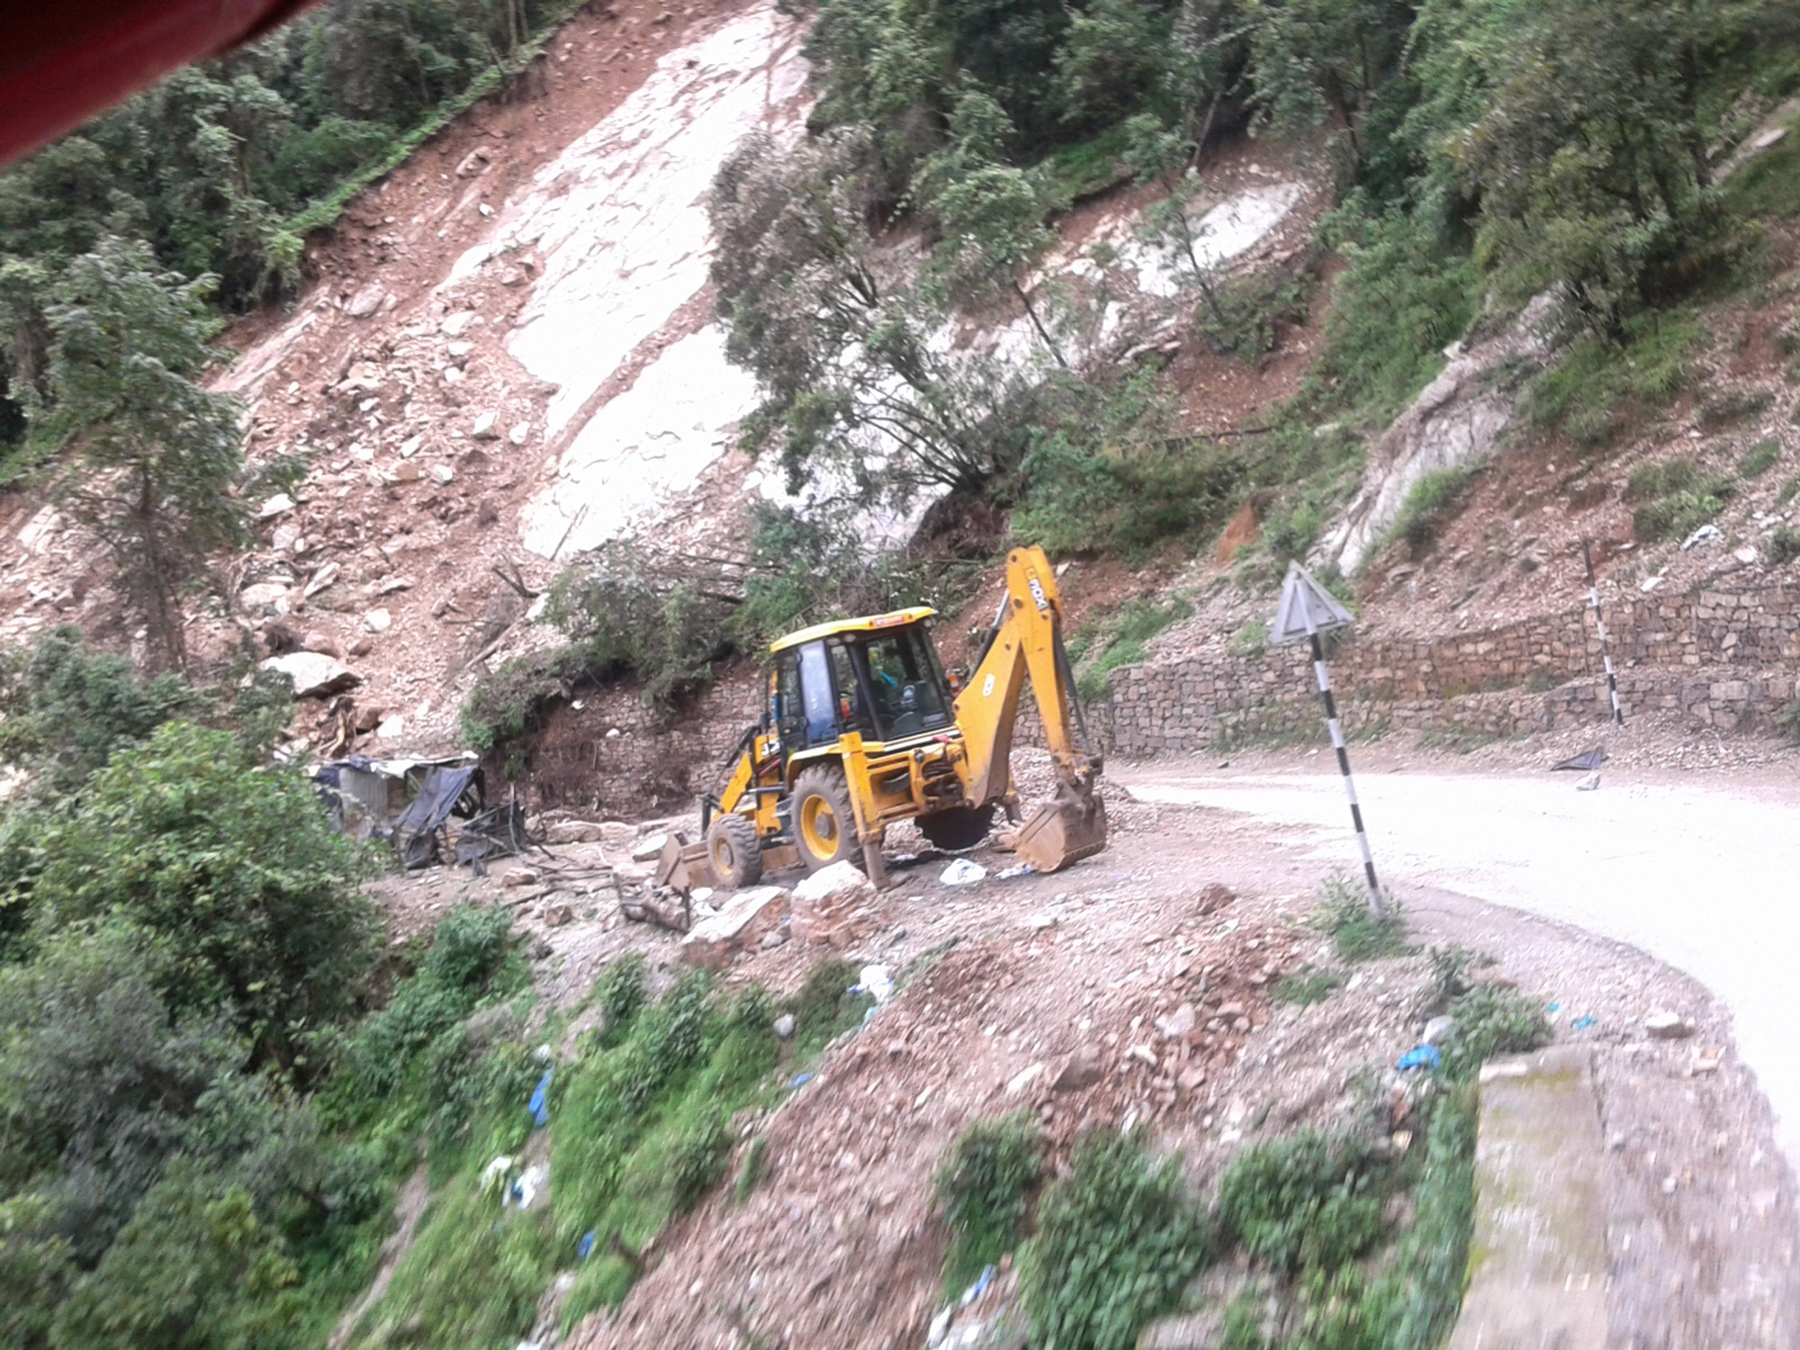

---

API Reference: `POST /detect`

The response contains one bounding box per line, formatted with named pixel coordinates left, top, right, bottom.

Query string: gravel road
left=1117, top=755, right=1800, bottom=1170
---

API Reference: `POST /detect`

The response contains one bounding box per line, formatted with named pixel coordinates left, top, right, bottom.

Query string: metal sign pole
left=1582, top=540, right=1624, bottom=727
left=1304, top=609, right=1385, bottom=920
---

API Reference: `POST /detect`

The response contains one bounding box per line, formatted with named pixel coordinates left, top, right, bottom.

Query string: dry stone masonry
left=1107, top=582, right=1800, bottom=756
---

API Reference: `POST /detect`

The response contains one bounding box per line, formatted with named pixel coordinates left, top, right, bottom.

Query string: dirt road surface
left=1117, top=752, right=1800, bottom=1170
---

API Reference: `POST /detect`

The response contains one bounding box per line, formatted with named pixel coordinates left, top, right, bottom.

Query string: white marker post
left=1272, top=561, right=1385, bottom=920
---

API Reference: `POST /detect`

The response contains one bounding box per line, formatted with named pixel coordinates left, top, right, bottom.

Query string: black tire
left=706, top=813, right=764, bottom=888
left=791, top=765, right=863, bottom=874
left=918, top=803, right=997, bottom=852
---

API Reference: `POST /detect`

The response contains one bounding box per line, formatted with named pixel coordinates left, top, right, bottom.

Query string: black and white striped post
left=1273, top=562, right=1385, bottom=920
left=1582, top=540, right=1624, bottom=727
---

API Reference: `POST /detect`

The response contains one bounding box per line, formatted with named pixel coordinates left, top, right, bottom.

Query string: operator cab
left=769, top=608, right=957, bottom=754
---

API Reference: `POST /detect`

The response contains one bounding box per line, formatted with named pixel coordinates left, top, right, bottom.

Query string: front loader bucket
left=1011, top=780, right=1108, bottom=873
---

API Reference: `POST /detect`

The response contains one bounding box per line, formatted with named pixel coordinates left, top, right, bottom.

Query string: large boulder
left=790, top=861, right=879, bottom=948
left=260, top=651, right=360, bottom=700
left=680, top=885, right=788, bottom=970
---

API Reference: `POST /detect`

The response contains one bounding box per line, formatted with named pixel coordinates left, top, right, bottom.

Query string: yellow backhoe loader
left=699, top=546, right=1106, bottom=889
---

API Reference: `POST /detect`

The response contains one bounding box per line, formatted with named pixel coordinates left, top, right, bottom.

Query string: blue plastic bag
left=528, top=1069, right=553, bottom=1127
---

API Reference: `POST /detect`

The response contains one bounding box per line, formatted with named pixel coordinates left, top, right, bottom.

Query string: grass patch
left=1043, top=123, right=1134, bottom=202
left=345, top=956, right=867, bottom=1346
left=1272, top=967, right=1347, bottom=1007
left=1216, top=1130, right=1386, bottom=1277
left=1230, top=617, right=1269, bottom=658
left=1698, top=386, right=1774, bottom=430
left=1068, top=594, right=1194, bottom=704
left=1626, top=457, right=1737, bottom=542
left=1523, top=310, right=1702, bottom=447
left=1388, top=465, right=1473, bottom=555
left=934, top=1113, right=1043, bottom=1295
left=1777, top=473, right=1800, bottom=505
left=1313, top=871, right=1409, bottom=962
left=1722, top=112, right=1800, bottom=218
left=1739, top=438, right=1781, bottom=477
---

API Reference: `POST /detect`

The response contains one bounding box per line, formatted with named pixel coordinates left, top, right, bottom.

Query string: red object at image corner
left=0, top=0, right=323, bottom=167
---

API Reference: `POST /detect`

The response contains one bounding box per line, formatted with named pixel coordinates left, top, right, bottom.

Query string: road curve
left=1116, top=760, right=1800, bottom=1169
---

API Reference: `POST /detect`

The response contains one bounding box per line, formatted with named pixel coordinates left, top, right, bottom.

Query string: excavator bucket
left=1010, top=779, right=1108, bottom=873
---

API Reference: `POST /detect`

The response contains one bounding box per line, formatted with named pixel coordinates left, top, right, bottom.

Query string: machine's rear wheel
left=918, top=803, right=996, bottom=852
left=792, top=766, right=863, bottom=874
left=706, top=813, right=763, bottom=888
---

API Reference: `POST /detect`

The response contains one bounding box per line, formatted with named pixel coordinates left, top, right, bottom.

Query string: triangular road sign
left=1271, top=561, right=1355, bottom=645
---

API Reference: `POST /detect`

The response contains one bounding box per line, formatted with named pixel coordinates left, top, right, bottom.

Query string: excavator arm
left=953, top=547, right=1106, bottom=871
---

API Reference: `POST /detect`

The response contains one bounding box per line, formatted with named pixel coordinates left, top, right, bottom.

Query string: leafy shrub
left=52, top=1170, right=303, bottom=1350
left=1626, top=457, right=1736, bottom=542
left=781, top=959, right=873, bottom=1058
left=668, top=1108, right=732, bottom=1212
left=1778, top=473, right=1800, bottom=506
left=19, top=722, right=372, bottom=1065
left=1195, top=268, right=1313, bottom=361
left=1389, top=466, right=1472, bottom=553
left=1523, top=313, right=1701, bottom=446
left=1313, top=872, right=1408, bottom=962
left=1777, top=697, right=1800, bottom=744
left=1019, top=1130, right=1205, bottom=1350
left=1422, top=943, right=1482, bottom=1010
left=935, top=1113, right=1042, bottom=1292
left=1440, top=984, right=1552, bottom=1077
left=1697, top=387, right=1773, bottom=431
left=1738, top=438, right=1780, bottom=477
left=1770, top=523, right=1800, bottom=566
left=1216, top=1131, right=1382, bottom=1275
left=596, top=952, right=649, bottom=1041
left=1230, top=618, right=1269, bottom=657
left=1069, top=595, right=1194, bottom=704
left=733, top=1136, right=769, bottom=1205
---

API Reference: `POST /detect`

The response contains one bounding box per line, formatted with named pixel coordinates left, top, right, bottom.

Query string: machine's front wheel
left=791, top=766, right=864, bottom=874
left=706, top=812, right=764, bottom=889
left=918, top=803, right=996, bottom=852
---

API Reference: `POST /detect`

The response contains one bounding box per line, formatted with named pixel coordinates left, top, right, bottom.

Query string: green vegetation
left=1314, top=871, right=1409, bottom=962
left=1272, top=967, right=1346, bottom=1007
left=935, top=1113, right=1044, bottom=1294
left=1739, top=439, right=1781, bottom=477
left=1767, top=522, right=1800, bottom=565
left=1389, top=467, right=1473, bottom=556
left=1019, top=1129, right=1208, bottom=1350
left=1522, top=312, right=1703, bottom=448
left=1627, top=457, right=1738, bottom=542
left=1217, top=1131, right=1385, bottom=1277
left=1068, top=595, right=1195, bottom=704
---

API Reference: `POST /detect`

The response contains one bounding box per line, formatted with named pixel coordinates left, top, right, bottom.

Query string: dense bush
left=935, top=1113, right=1043, bottom=1291
left=17, top=721, right=372, bottom=1065
left=1216, top=1131, right=1384, bottom=1276
left=1019, top=1129, right=1206, bottom=1350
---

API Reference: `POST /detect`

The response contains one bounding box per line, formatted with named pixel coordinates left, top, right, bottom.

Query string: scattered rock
left=346, top=283, right=388, bottom=318
left=364, top=608, right=392, bottom=634
left=680, top=885, right=788, bottom=970
left=303, top=562, right=340, bottom=598
left=259, top=651, right=360, bottom=700
left=1645, top=1012, right=1694, bottom=1040
left=760, top=927, right=790, bottom=951
left=1196, top=882, right=1237, bottom=914
left=258, top=493, right=296, bottom=519
left=1128, top=1044, right=1159, bottom=1068
left=300, top=630, right=346, bottom=660
left=504, top=868, right=541, bottom=889
left=1423, top=1015, right=1455, bottom=1045
left=631, top=832, right=668, bottom=862
left=240, top=581, right=291, bottom=610
left=430, top=464, right=456, bottom=485
left=472, top=411, right=500, bottom=440
left=509, top=421, right=532, bottom=446
left=546, top=820, right=607, bottom=845
left=374, top=713, right=404, bottom=738
left=441, top=310, right=477, bottom=338
left=454, top=148, right=490, bottom=178
left=773, top=1013, right=796, bottom=1040
left=465, top=1003, right=524, bottom=1049
left=1005, top=1063, right=1045, bottom=1096
left=1051, top=1048, right=1102, bottom=1091
left=542, top=904, right=574, bottom=928
left=791, top=860, right=880, bottom=947
left=348, top=636, right=374, bottom=658
left=1156, top=1004, right=1198, bottom=1040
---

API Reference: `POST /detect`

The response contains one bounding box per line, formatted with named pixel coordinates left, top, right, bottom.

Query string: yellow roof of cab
left=769, top=606, right=936, bottom=654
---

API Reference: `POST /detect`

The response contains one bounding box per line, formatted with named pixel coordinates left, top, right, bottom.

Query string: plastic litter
left=1571, top=1015, right=1598, bottom=1031
left=528, top=1069, right=553, bottom=1128
left=959, top=1265, right=996, bottom=1307
left=1397, top=1045, right=1441, bottom=1072
left=940, top=859, right=987, bottom=886
left=480, top=1154, right=514, bottom=1197
left=509, top=1163, right=548, bottom=1210
left=790, top=1072, right=814, bottom=1089
left=1546, top=1002, right=1561, bottom=1013
left=926, top=1305, right=955, bottom=1348
left=854, top=964, right=894, bottom=1004
left=577, top=1230, right=597, bottom=1260
left=995, top=864, right=1036, bottom=880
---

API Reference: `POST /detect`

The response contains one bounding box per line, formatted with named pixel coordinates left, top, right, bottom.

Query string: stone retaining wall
left=1107, top=582, right=1800, bottom=756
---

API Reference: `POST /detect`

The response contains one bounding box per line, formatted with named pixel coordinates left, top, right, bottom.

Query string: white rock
left=940, top=859, right=987, bottom=886
left=447, top=341, right=474, bottom=360
left=346, top=283, right=387, bottom=318
left=630, top=832, right=668, bottom=862
left=431, top=464, right=456, bottom=485
left=472, top=411, right=500, bottom=440
left=399, top=434, right=424, bottom=459
left=509, top=421, right=532, bottom=446
left=375, top=714, right=406, bottom=739
left=1155, top=1004, right=1198, bottom=1040
left=260, top=652, right=359, bottom=699
left=240, top=581, right=290, bottom=609
left=1645, top=1011, right=1694, bottom=1040
left=364, top=608, right=392, bottom=634
left=1735, top=545, right=1760, bottom=564
left=258, top=493, right=295, bottom=519
left=303, top=562, right=339, bottom=598
left=793, top=859, right=874, bottom=906
left=441, top=310, right=477, bottom=338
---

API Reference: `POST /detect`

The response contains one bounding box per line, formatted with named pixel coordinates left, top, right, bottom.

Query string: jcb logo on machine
left=1027, top=577, right=1049, bottom=612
